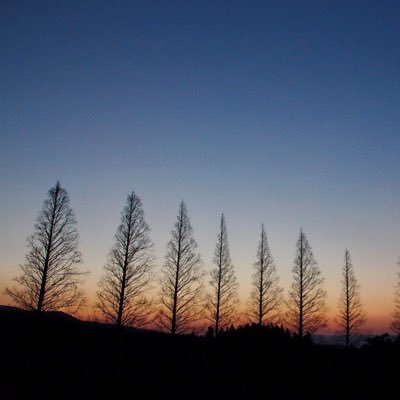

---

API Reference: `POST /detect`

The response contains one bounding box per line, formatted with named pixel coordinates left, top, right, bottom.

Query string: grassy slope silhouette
left=1, top=306, right=398, bottom=399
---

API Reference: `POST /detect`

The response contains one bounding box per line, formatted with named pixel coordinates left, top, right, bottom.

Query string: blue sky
left=1, top=1, right=399, bottom=331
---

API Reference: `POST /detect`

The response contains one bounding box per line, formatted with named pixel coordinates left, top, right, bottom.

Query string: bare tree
left=97, top=191, right=154, bottom=328
left=286, top=228, right=327, bottom=337
left=247, top=224, right=282, bottom=326
left=206, top=214, right=239, bottom=336
left=391, top=259, right=400, bottom=334
left=336, top=249, right=366, bottom=347
left=158, top=201, right=204, bottom=335
left=5, top=181, right=85, bottom=312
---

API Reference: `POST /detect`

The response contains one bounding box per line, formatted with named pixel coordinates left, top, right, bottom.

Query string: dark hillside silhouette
left=1, top=306, right=399, bottom=399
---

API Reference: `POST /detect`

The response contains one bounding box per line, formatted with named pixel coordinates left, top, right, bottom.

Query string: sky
left=1, top=0, right=399, bottom=333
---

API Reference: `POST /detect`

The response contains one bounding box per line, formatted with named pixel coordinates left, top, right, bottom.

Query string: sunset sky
left=1, top=1, right=399, bottom=333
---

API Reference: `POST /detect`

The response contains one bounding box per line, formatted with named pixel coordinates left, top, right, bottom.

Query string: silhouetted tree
left=336, top=249, right=366, bottom=347
left=247, top=224, right=282, bottom=325
left=286, top=228, right=327, bottom=337
left=158, top=201, right=204, bottom=334
left=5, top=182, right=85, bottom=312
left=206, top=214, right=238, bottom=336
left=97, top=191, right=154, bottom=328
left=391, top=259, right=400, bottom=334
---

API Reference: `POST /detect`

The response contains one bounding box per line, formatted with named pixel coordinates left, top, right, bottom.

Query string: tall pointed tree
left=5, top=181, right=85, bottom=312
left=97, top=191, right=154, bottom=328
left=158, top=201, right=204, bottom=334
left=248, top=224, right=282, bottom=326
left=206, top=214, right=239, bottom=336
left=336, top=249, right=366, bottom=347
left=391, top=259, right=400, bottom=334
left=286, top=228, right=327, bottom=337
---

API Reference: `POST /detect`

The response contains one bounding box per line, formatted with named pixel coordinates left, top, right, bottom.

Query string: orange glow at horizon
left=0, top=270, right=396, bottom=335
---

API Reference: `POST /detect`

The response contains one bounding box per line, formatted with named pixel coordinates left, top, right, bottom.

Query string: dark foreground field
left=0, top=307, right=398, bottom=399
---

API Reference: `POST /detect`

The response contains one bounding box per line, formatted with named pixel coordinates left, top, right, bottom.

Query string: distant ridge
left=0, top=304, right=78, bottom=321
left=0, top=305, right=29, bottom=313
left=0, top=304, right=159, bottom=335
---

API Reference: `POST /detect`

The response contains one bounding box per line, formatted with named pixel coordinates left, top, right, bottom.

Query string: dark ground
left=0, top=307, right=398, bottom=399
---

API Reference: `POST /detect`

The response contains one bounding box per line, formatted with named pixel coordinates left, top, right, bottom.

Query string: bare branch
left=205, top=214, right=239, bottom=336
left=5, top=181, right=87, bottom=313
left=247, top=224, right=283, bottom=326
left=157, top=201, right=204, bottom=334
left=96, top=191, right=155, bottom=328
left=286, top=228, right=327, bottom=336
left=335, top=249, right=366, bottom=347
left=391, top=259, right=400, bottom=334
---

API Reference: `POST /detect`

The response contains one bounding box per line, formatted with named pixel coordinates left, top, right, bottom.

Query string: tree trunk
left=171, top=212, right=183, bottom=335
left=298, top=232, right=303, bottom=338
left=258, top=235, right=264, bottom=326
left=345, top=259, right=350, bottom=348
left=116, top=209, right=132, bottom=328
left=37, top=184, right=59, bottom=312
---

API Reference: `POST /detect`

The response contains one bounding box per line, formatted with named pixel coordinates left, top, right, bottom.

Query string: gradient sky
left=1, top=1, right=399, bottom=333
